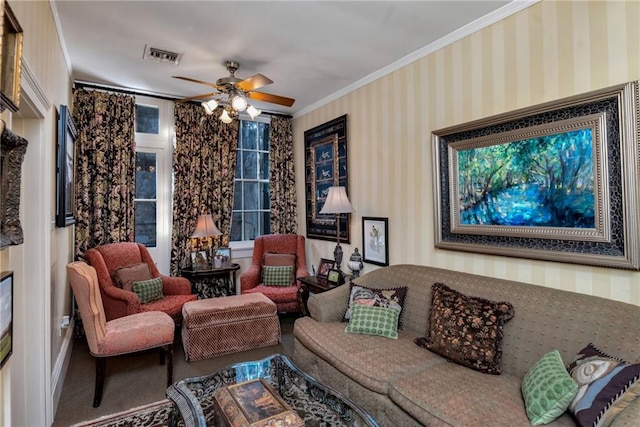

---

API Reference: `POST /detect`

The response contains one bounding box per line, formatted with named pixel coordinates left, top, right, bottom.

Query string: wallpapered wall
left=294, top=0, right=640, bottom=306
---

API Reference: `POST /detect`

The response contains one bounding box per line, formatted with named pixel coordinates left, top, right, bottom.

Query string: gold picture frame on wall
left=0, top=0, right=23, bottom=113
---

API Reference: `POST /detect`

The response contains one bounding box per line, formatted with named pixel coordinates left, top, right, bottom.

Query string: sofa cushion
left=113, top=262, right=152, bottom=292
left=522, top=350, right=578, bottom=425
left=345, top=304, right=399, bottom=339
left=262, top=265, right=294, bottom=286
left=416, top=282, right=514, bottom=375
left=293, top=316, right=446, bottom=395
left=132, top=277, right=164, bottom=304
left=262, top=253, right=297, bottom=284
left=567, top=343, right=640, bottom=427
left=343, top=283, right=407, bottom=328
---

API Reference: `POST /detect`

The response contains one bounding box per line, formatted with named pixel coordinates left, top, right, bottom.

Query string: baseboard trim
left=51, top=318, right=75, bottom=418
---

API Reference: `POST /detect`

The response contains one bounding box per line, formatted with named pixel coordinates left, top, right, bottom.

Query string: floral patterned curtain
left=269, top=116, right=297, bottom=234
left=171, top=103, right=239, bottom=274
left=73, top=88, right=136, bottom=260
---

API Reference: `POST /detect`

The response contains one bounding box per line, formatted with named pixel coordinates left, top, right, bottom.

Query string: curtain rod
left=73, top=81, right=293, bottom=119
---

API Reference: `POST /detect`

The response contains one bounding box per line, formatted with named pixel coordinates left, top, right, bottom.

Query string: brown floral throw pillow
left=415, top=282, right=514, bottom=374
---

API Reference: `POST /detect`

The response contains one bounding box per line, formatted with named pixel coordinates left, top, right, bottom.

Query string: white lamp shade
left=220, top=109, right=233, bottom=124
left=320, top=186, right=355, bottom=214
left=202, top=99, right=218, bottom=115
left=247, top=104, right=261, bottom=120
left=231, top=95, right=248, bottom=112
left=191, top=214, right=222, bottom=238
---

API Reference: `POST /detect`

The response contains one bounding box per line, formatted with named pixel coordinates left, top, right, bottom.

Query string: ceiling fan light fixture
left=220, top=109, right=233, bottom=124
left=247, top=104, right=261, bottom=120
left=231, top=95, right=248, bottom=112
left=202, top=99, right=219, bottom=115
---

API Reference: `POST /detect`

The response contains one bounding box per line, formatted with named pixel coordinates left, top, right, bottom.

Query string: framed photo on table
left=326, top=268, right=341, bottom=286
left=362, top=217, right=389, bottom=266
left=317, top=258, right=335, bottom=279
left=190, top=250, right=209, bottom=270
left=213, top=247, right=231, bottom=268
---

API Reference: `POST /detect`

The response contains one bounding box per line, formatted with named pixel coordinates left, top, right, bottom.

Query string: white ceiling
left=51, top=1, right=520, bottom=116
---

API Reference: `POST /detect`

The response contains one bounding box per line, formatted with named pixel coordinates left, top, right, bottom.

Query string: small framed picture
left=317, top=258, right=335, bottom=279
left=213, top=247, right=232, bottom=268
left=190, top=250, right=209, bottom=270
left=326, top=268, right=341, bottom=286
left=362, top=217, right=389, bottom=266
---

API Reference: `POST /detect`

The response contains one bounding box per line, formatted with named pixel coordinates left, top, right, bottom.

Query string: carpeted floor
left=53, top=314, right=297, bottom=427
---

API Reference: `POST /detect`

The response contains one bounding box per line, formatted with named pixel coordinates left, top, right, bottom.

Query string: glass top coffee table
left=166, top=354, right=378, bottom=427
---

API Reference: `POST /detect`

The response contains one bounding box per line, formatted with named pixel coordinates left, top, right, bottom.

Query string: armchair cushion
left=133, top=277, right=164, bottom=303
left=114, top=263, right=152, bottom=291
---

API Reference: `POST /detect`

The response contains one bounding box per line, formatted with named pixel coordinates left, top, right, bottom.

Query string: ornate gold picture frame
left=0, top=0, right=23, bottom=113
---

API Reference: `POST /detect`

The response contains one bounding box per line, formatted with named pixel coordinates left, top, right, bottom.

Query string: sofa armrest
left=610, top=393, right=640, bottom=427
left=100, top=285, right=141, bottom=320
left=240, top=265, right=261, bottom=292
left=160, top=275, right=191, bottom=295
left=308, top=285, right=351, bottom=322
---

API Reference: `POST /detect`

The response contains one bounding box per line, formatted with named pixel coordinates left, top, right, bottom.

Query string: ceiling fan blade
left=172, top=76, right=223, bottom=90
left=247, top=91, right=295, bottom=107
left=237, top=74, right=273, bottom=91
left=175, top=92, right=218, bottom=103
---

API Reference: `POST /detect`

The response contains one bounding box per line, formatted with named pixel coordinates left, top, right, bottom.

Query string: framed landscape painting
left=432, top=81, right=640, bottom=270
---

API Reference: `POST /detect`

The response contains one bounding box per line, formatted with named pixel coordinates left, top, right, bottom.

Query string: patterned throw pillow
left=522, top=350, right=578, bottom=425
left=415, top=282, right=514, bottom=374
left=262, top=253, right=297, bottom=285
left=345, top=304, right=399, bottom=339
left=342, top=283, right=408, bottom=328
left=114, top=263, right=152, bottom=292
left=262, top=265, right=294, bottom=287
left=132, top=277, right=163, bottom=304
left=567, top=344, right=640, bottom=427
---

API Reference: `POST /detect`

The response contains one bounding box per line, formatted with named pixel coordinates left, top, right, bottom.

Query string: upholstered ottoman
left=181, top=293, right=281, bottom=361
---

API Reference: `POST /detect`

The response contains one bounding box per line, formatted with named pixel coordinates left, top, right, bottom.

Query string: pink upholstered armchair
left=85, top=242, right=197, bottom=322
left=240, top=234, right=309, bottom=313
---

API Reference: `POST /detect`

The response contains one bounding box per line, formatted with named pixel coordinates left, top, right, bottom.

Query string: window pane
left=258, top=123, right=269, bottom=151
left=135, top=201, right=157, bottom=246
left=260, top=182, right=270, bottom=208
left=259, top=152, right=269, bottom=180
left=231, top=212, right=242, bottom=241
left=136, top=152, right=156, bottom=199
left=243, top=182, right=259, bottom=210
left=235, top=152, right=242, bottom=178
left=242, top=151, right=257, bottom=179
left=233, top=181, right=243, bottom=211
left=136, top=105, right=159, bottom=134
left=241, top=121, right=257, bottom=150
left=243, top=212, right=258, bottom=240
left=261, top=211, right=271, bottom=235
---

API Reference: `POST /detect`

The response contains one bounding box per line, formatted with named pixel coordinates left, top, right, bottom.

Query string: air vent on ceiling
left=143, top=44, right=183, bottom=65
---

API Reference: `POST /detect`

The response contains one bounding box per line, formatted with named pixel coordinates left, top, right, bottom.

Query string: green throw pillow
left=521, top=350, right=578, bottom=425
left=132, top=277, right=164, bottom=304
left=345, top=304, right=399, bottom=339
left=262, top=265, right=294, bottom=286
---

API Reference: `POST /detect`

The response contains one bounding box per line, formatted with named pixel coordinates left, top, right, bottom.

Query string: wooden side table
left=181, top=263, right=241, bottom=299
left=297, top=275, right=340, bottom=317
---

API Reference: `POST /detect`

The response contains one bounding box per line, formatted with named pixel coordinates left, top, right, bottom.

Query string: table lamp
left=320, top=186, right=355, bottom=278
left=191, top=214, right=222, bottom=267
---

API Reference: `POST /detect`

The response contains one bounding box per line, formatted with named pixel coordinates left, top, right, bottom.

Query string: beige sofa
left=293, top=264, right=640, bottom=426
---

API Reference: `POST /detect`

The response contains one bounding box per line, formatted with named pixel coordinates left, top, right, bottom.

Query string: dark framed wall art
left=56, top=105, right=77, bottom=228
left=304, top=115, right=350, bottom=243
left=433, top=81, right=640, bottom=270
left=0, top=120, right=28, bottom=248
left=362, top=217, right=389, bottom=266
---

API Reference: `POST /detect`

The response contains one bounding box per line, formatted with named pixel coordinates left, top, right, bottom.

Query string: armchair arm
left=159, top=275, right=191, bottom=295
left=295, top=266, right=310, bottom=285
left=308, top=285, right=351, bottom=322
left=100, top=285, right=141, bottom=321
left=240, top=265, right=261, bottom=293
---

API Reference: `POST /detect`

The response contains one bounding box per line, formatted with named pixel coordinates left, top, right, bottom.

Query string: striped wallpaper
left=293, top=0, right=640, bottom=306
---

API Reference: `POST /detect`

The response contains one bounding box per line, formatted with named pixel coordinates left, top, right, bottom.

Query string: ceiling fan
left=173, top=61, right=295, bottom=122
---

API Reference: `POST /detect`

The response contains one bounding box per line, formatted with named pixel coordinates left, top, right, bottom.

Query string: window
left=231, top=120, right=270, bottom=241
left=134, top=152, right=157, bottom=246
